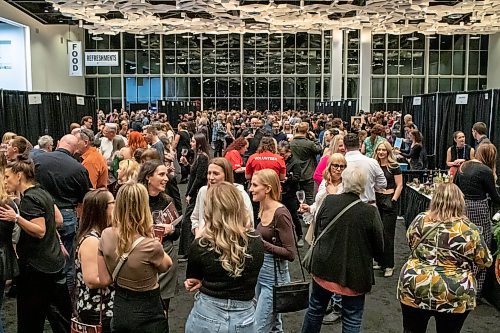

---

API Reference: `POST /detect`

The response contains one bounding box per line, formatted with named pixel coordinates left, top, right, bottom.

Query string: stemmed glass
left=296, top=190, right=305, bottom=204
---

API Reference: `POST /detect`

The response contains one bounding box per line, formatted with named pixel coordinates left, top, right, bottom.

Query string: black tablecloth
left=403, top=186, right=431, bottom=228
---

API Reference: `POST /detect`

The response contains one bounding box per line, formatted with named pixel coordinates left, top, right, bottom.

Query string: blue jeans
left=185, top=292, right=255, bottom=333
left=301, top=280, right=365, bottom=333
left=59, top=209, right=77, bottom=294
left=255, top=253, right=291, bottom=333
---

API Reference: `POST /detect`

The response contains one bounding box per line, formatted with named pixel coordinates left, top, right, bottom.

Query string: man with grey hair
left=29, top=135, right=54, bottom=159
left=99, top=123, right=125, bottom=163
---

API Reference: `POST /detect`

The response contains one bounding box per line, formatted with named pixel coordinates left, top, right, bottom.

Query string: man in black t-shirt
left=33, top=134, right=91, bottom=294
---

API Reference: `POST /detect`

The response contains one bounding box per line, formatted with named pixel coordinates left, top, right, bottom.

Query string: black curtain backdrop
left=436, top=91, right=492, bottom=170
left=489, top=89, right=500, bottom=177
left=0, top=90, right=97, bottom=145
left=402, top=94, right=437, bottom=158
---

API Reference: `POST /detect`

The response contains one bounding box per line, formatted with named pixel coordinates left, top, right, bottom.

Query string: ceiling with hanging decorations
left=5, top=0, right=500, bottom=36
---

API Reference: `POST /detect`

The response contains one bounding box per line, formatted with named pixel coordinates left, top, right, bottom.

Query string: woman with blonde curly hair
left=97, top=182, right=172, bottom=332
left=185, top=182, right=264, bottom=333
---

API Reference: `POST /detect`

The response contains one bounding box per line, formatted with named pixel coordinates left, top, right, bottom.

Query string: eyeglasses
left=331, top=164, right=346, bottom=170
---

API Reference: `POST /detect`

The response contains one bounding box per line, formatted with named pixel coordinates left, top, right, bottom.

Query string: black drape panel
left=490, top=89, right=500, bottom=150
left=436, top=91, right=492, bottom=170
left=402, top=94, right=437, bottom=157
left=1, top=90, right=31, bottom=142
left=0, top=90, right=97, bottom=144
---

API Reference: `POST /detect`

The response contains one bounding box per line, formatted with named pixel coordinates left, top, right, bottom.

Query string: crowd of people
left=0, top=107, right=497, bottom=333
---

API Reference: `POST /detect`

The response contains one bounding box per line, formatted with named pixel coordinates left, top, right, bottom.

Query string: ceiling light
left=92, top=36, right=103, bottom=41
left=407, top=36, right=419, bottom=41
left=426, top=36, right=437, bottom=39
left=135, top=35, right=145, bottom=39
left=470, top=35, right=481, bottom=39
left=182, top=35, right=194, bottom=39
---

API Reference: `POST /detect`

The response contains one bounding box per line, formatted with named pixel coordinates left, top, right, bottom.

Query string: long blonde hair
left=201, top=182, right=252, bottom=277
left=118, top=159, right=140, bottom=184
left=374, top=140, right=399, bottom=170
left=113, top=182, right=153, bottom=256
left=327, top=134, right=344, bottom=155
left=323, top=153, right=347, bottom=185
left=427, top=183, right=467, bottom=222
left=0, top=175, right=10, bottom=204
left=253, top=169, right=281, bottom=217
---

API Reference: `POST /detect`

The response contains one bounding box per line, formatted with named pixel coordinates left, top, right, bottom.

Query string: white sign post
left=68, top=41, right=82, bottom=76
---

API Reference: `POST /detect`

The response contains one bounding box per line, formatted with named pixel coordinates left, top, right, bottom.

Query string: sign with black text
left=68, top=41, right=82, bottom=76
left=85, top=52, right=119, bottom=66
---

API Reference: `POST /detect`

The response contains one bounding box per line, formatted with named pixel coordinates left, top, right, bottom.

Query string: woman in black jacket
left=396, top=129, right=425, bottom=170
left=301, top=165, right=384, bottom=333
left=278, top=141, right=304, bottom=246
left=178, top=133, right=209, bottom=257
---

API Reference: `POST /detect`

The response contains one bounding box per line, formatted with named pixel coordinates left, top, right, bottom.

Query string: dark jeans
left=282, top=192, right=303, bottom=238
left=301, top=280, right=365, bottom=333
left=299, top=179, right=315, bottom=205
left=112, top=286, right=168, bottom=333
left=178, top=199, right=196, bottom=256
left=213, top=139, right=224, bottom=157
left=59, top=209, right=77, bottom=294
left=401, top=303, right=470, bottom=333
left=17, top=265, right=71, bottom=333
left=377, top=194, right=398, bottom=269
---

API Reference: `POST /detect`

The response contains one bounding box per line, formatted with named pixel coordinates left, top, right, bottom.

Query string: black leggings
left=401, top=303, right=470, bottom=333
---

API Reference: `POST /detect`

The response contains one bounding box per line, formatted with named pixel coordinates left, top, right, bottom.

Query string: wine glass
left=296, top=190, right=305, bottom=204
left=181, top=148, right=188, bottom=156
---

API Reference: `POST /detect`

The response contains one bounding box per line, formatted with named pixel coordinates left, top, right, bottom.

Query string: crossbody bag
left=302, top=199, right=361, bottom=273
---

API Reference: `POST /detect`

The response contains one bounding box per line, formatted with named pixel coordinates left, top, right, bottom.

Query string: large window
left=84, top=30, right=489, bottom=112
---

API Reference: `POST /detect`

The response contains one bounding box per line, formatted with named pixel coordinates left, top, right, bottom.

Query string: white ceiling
left=49, top=0, right=500, bottom=36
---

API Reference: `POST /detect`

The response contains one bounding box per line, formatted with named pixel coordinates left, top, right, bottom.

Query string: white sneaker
left=373, top=262, right=381, bottom=270
left=384, top=268, right=394, bottom=277
left=322, top=311, right=341, bottom=325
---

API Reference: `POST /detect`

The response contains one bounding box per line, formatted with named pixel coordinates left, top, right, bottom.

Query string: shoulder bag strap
left=112, top=236, right=145, bottom=282
left=311, top=199, right=362, bottom=247
left=410, top=222, right=441, bottom=257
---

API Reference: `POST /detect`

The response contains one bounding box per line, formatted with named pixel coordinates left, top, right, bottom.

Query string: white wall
left=0, top=1, right=85, bottom=94
left=487, top=32, right=500, bottom=89
left=0, top=22, right=28, bottom=90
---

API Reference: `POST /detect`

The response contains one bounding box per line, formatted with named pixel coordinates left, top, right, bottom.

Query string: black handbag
left=271, top=216, right=310, bottom=314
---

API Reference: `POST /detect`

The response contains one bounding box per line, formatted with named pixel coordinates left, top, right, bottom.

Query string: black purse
left=272, top=216, right=310, bottom=314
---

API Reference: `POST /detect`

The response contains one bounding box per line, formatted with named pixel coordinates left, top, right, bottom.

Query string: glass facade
left=372, top=33, right=488, bottom=106
left=84, top=31, right=488, bottom=113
